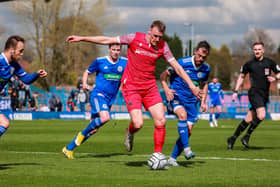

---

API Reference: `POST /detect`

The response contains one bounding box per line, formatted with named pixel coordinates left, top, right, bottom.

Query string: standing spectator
left=56, top=98, right=63, bottom=112
left=67, top=97, right=75, bottom=112
left=77, top=89, right=87, bottom=112
left=29, top=92, right=39, bottom=111
left=10, top=88, right=18, bottom=111
left=18, top=81, right=26, bottom=109
left=48, top=94, right=57, bottom=112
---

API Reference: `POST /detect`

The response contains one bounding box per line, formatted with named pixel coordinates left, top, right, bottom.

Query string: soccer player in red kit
left=66, top=20, right=201, bottom=157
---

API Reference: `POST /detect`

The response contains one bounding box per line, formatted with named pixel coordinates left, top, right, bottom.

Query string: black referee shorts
left=248, top=88, right=269, bottom=110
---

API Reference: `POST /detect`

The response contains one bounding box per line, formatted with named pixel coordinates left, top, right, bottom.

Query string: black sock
left=233, top=120, right=249, bottom=138
left=246, top=117, right=262, bottom=136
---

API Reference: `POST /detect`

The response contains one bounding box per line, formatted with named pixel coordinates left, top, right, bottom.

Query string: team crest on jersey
left=117, top=66, right=123, bottom=72
left=264, top=68, right=269, bottom=75
left=139, top=43, right=142, bottom=47
left=197, top=72, right=203, bottom=78
left=102, top=104, right=108, bottom=109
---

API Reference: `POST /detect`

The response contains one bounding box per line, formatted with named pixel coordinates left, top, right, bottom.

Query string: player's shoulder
left=119, top=56, right=128, bottom=62
left=0, top=54, right=7, bottom=65
left=96, top=56, right=107, bottom=61
left=202, top=62, right=211, bottom=71
left=179, top=56, right=192, bottom=64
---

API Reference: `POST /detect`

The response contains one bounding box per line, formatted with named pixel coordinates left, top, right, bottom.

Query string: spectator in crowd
left=10, top=88, right=18, bottom=111
left=29, top=92, right=39, bottom=111
left=40, top=104, right=50, bottom=112
left=67, top=97, right=75, bottom=112
left=18, top=81, right=26, bottom=109
left=48, top=94, right=57, bottom=112
left=77, top=89, right=87, bottom=112
left=56, top=97, right=63, bottom=112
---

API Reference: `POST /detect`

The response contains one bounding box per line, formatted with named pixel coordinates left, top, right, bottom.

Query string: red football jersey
left=119, top=32, right=174, bottom=89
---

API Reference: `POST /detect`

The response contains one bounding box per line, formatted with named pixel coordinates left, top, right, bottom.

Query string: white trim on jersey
left=1, top=53, right=9, bottom=65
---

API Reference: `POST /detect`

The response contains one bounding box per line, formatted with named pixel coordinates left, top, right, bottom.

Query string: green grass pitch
left=0, top=119, right=280, bottom=187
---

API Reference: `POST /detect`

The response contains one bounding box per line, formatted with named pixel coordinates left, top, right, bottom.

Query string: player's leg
left=227, top=110, right=253, bottom=150
left=148, top=103, right=166, bottom=153
left=214, top=105, right=222, bottom=127
left=143, top=85, right=166, bottom=153
left=0, top=114, right=10, bottom=137
left=122, top=88, right=143, bottom=152
left=209, top=107, right=214, bottom=127
left=62, top=95, right=110, bottom=158
left=124, top=109, right=143, bottom=151
left=183, top=103, right=197, bottom=159
left=241, top=107, right=265, bottom=148
left=168, top=106, right=187, bottom=166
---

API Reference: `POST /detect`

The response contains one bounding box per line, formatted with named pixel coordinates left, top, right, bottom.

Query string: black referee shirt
left=241, top=57, right=280, bottom=91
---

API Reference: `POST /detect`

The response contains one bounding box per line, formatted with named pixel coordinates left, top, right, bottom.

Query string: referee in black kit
left=227, top=41, right=280, bottom=150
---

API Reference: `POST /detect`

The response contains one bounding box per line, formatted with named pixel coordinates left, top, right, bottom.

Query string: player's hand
left=83, top=83, right=90, bottom=91
left=267, top=76, right=276, bottom=82
left=191, top=86, right=202, bottom=100
left=232, top=92, right=238, bottom=101
left=200, top=103, right=208, bottom=113
left=66, top=35, right=82, bottom=43
left=165, top=88, right=176, bottom=101
left=37, top=69, right=47, bottom=77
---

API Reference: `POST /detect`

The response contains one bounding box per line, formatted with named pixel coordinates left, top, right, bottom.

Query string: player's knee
left=1, top=119, right=10, bottom=128
left=156, top=116, right=166, bottom=126
left=177, top=113, right=187, bottom=120
left=257, top=113, right=265, bottom=121
left=100, top=116, right=110, bottom=124
left=133, top=120, right=143, bottom=129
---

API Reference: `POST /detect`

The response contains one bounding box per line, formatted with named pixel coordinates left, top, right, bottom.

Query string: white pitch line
left=2, top=151, right=280, bottom=162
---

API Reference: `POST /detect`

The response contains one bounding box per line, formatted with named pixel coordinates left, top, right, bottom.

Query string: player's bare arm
left=200, top=82, right=208, bottom=112
left=82, top=70, right=90, bottom=91
left=232, top=73, right=245, bottom=101
left=160, top=70, right=176, bottom=101
left=169, top=59, right=202, bottom=99
left=66, top=35, right=119, bottom=45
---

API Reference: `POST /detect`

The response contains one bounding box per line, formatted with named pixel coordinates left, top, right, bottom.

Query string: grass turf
left=0, top=119, right=280, bottom=187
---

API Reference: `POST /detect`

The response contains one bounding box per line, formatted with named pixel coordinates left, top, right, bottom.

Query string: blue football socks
left=0, top=126, right=7, bottom=137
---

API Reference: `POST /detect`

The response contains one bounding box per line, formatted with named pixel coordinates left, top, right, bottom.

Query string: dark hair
left=4, top=35, right=25, bottom=50
left=253, top=41, right=264, bottom=47
left=150, top=20, right=166, bottom=33
left=196, top=40, right=211, bottom=53
left=109, top=43, right=121, bottom=48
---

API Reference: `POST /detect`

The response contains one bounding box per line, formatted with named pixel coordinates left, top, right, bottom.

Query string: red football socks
left=128, top=122, right=139, bottom=134
left=154, top=125, right=166, bottom=153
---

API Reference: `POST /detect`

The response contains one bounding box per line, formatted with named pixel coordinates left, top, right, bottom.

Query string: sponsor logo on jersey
left=104, top=74, right=121, bottom=80
left=135, top=49, right=158, bottom=58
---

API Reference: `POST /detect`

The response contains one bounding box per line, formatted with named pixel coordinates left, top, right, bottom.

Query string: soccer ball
left=147, top=152, right=168, bottom=170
